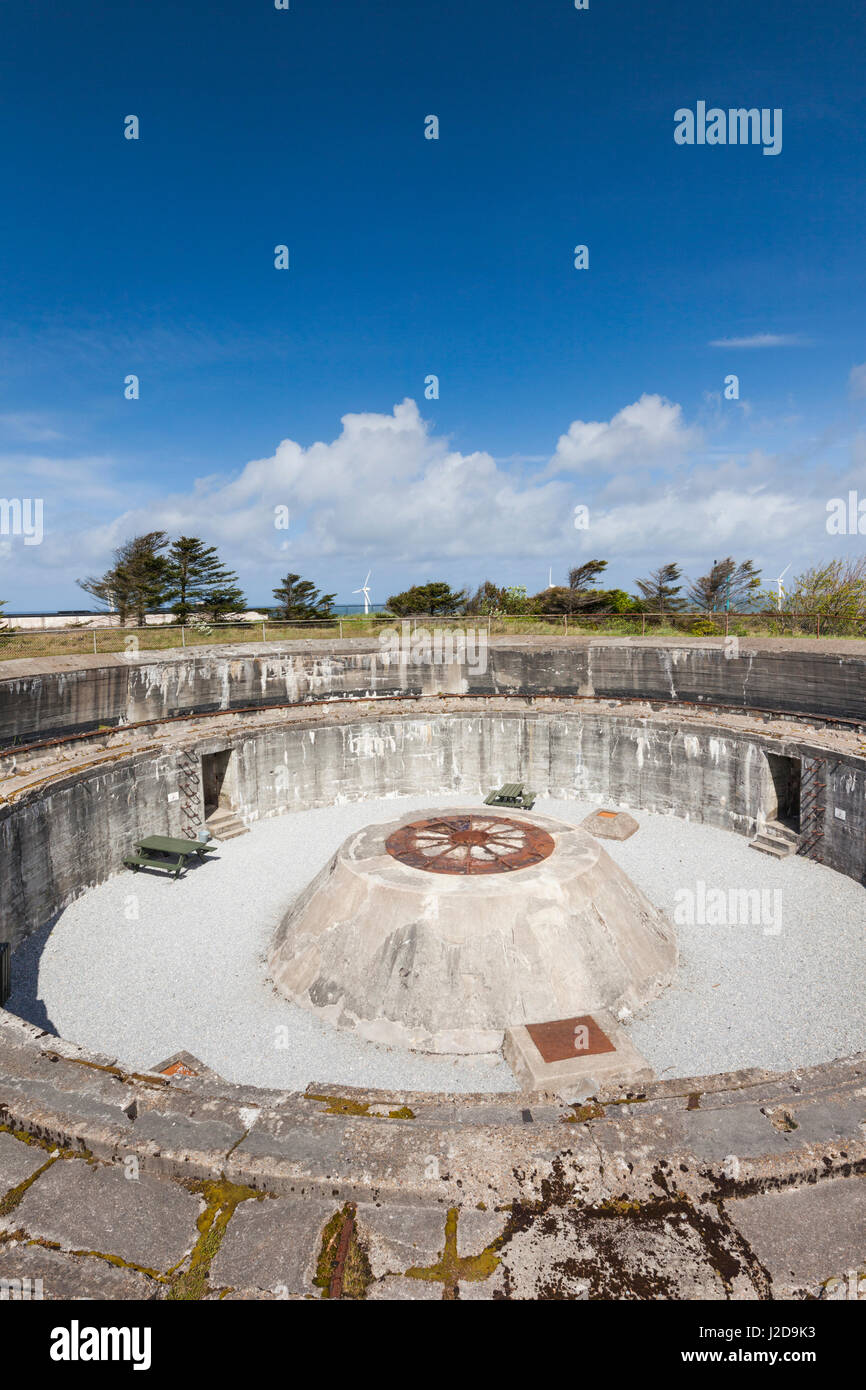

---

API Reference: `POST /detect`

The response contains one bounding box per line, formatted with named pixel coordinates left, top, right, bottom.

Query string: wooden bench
left=484, top=782, right=537, bottom=810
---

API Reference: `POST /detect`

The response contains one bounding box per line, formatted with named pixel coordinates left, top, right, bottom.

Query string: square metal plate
left=526, top=1014, right=617, bottom=1064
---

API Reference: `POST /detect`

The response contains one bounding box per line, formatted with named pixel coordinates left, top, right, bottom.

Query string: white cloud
left=1, top=395, right=861, bottom=607
left=708, top=334, right=808, bottom=349
left=549, top=395, right=699, bottom=474
left=586, top=484, right=815, bottom=561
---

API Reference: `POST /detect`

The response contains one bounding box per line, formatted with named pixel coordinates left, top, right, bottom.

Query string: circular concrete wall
left=1, top=645, right=864, bottom=1303
left=2, top=635, right=866, bottom=746
left=2, top=699, right=865, bottom=952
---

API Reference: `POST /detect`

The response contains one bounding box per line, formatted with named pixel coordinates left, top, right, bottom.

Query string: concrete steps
left=749, top=821, right=800, bottom=859
left=205, top=806, right=249, bottom=841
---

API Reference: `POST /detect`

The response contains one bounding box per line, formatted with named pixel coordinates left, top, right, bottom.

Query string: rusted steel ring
left=385, top=815, right=555, bottom=875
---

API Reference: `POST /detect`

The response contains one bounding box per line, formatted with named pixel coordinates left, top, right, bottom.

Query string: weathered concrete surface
left=3, top=637, right=866, bottom=746
left=269, top=808, right=676, bottom=1053
left=0, top=1128, right=50, bottom=1190
left=208, top=1194, right=332, bottom=1297
left=726, top=1179, right=866, bottom=1299
left=0, top=1159, right=200, bottom=1272
left=0, top=1242, right=162, bottom=1299
left=1, top=1011, right=863, bottom=1299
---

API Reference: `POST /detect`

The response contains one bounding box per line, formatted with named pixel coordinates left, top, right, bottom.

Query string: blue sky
left=1, top=0, right=864, bottom=609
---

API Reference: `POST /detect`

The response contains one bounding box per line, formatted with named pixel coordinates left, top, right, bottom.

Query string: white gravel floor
left=8, top=795, right=866, bottom=1092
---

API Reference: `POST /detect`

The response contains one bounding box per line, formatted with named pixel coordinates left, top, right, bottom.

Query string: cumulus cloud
left=1, top=394, right=860, bottom=606
left=549, top=395, right=699, bottom=474
left=586, top=483, right=816, bottom=560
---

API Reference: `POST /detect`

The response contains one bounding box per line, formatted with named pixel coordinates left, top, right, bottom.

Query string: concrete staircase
left=749, top=820, right=799, bottom=859
left=205, top=806, right=249, bottom=842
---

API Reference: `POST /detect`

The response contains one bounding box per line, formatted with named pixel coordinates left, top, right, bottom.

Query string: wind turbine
left=547, top=567, right=554, bottom=589
left=775, top=564, right=791, bottom=612
left=354, top=570, right=372, bottom=615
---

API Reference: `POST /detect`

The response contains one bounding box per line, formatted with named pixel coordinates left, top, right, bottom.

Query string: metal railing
left=1, top=609, right=864, bottom=661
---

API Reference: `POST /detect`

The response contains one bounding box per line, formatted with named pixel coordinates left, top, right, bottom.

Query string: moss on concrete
left=314, top=1203, right=373, bottom=1299
left=405, top=1206, right=504, bottom=1300
left=306, top=1093, right=416, bottom=1120
left=563, top=1102, right=605, bottom=1124
left=167, top=1177, right=265, bottom=1301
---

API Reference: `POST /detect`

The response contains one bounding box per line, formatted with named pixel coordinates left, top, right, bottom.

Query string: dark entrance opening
left=201, top=750, right=232, bottom=819
left=766, top=753, right=801, bottom=831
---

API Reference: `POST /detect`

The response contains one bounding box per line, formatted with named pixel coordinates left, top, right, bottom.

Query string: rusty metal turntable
left=385, top=814, right=555, bottom=876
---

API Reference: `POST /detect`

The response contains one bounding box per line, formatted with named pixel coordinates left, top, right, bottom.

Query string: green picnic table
left=483, top=782, right=537, bottom=810
left=124, top=834, right=218, bottom=879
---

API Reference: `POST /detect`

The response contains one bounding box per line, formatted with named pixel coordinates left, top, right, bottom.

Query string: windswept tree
left=533, top=585, right=580, bottom=615
left=767, top=558, right=866, bottom=632
left=271, top=573, right=336, bottom=621
left=534, top=583, right=637, bottom=616
left=568, top=559, right=608, bottom=598
left=687, top=557, right=762, bottom=613
left=78, top=531, right=171, bottom=626
left=386, top=582, right=467, bottom=616
left=635, top=563, right=687, bottom=613
left=166, top=536, right=245, bottom=623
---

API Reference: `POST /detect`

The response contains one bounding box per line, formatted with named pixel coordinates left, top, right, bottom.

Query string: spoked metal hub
left=385, top=815, right=555, bottom=875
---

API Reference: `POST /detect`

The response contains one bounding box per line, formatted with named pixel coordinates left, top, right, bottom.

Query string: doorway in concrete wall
left=766, top=753, right=801, bottom=831
left=201, top=750, right=233, bottom=818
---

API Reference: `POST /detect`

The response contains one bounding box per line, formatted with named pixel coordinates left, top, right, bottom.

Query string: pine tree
left=272, top=573, right=336, bottom=620
left=386, top=582, right=467, bottom=616
left=166, top=537, right=245, bottom=623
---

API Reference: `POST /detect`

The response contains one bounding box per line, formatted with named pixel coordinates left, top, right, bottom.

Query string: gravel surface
left=8, top=795, right=865, bottom=1091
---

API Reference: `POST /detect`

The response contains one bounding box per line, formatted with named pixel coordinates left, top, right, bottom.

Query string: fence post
left=339, top=618, right=343, bottom=640
left=641, top=613, right=646, bottom=637
left=725, top=610, right=729, bottom=638
left=181, top=625, right=186, bottom=648
left=262, top=620, right=266, bottom=643
left=564, top=614, right=568, bottom=637
left=816, top=614, right=820, bottom=639
left=93, top=630, right=97, bottom=655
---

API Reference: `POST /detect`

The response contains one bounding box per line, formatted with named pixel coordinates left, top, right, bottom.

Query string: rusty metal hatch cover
left=385, top=815, right=555, bottom=875
left=526, top=1015, right=617, bottom=1064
